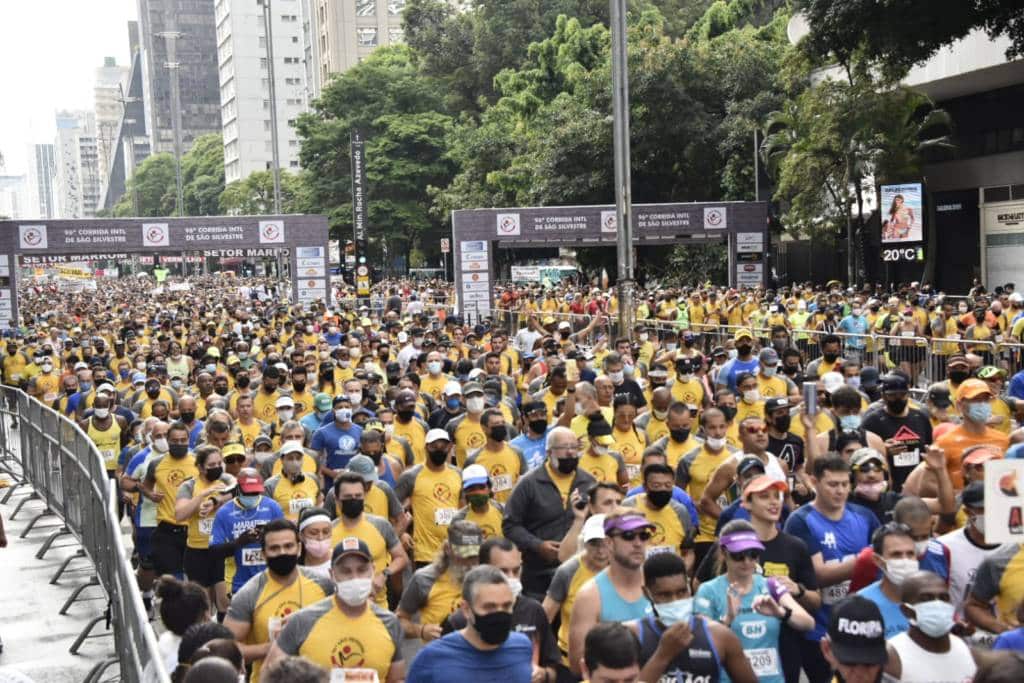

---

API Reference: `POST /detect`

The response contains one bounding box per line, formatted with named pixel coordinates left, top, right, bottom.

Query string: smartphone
left=803, top=381, right=818, bottom=416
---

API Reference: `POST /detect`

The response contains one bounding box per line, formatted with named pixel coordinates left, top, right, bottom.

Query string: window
left=357, top=27, right=378, bottom=47
left=288, top=139, right=298, bottom=147
left=292, top=36, right=299, bottom=43
left=388, top=0, right=406, bottom=16
left=287, top=118, right=296, bottom=127
left=264, top=120, right=272, bottom=131
left=388, top=27, right=403, bottom=44
left=356, top=0, right=375, bottom=17
left=259, top=36, right=266, bottom=47
left=290, top=160, right=300, bottom=167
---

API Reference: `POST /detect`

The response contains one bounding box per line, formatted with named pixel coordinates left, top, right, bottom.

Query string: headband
left=298, top=513, right=331, bottom=532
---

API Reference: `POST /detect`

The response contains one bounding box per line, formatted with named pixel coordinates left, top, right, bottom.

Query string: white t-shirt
left=935, top=526, right=1005, bottom=616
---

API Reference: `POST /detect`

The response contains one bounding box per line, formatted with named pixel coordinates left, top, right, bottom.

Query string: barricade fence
left=0, top=385, right=168, bottom=683
left=491, top=308, right=1024, bottom=388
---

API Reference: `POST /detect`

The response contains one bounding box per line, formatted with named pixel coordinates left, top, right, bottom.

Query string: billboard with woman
left=881, top=183, right=924, bottom=243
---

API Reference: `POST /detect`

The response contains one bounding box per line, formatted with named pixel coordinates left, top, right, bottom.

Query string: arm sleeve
left=380, top=482, right=403, bottom=520
left=970, top=555, right=1002, bottom=603
left=501, top=481, right=544, bottom=553
left=394, top=468, right=417, bottom=502
left=225, top=575, right=260, bottom=623
left=274, top=608, right=316, bottom=656
left=369, top=515, right=400, bottom=550
left=679, top=489, right=700, bottom=529
left=398, top=571, right=431, bottom=615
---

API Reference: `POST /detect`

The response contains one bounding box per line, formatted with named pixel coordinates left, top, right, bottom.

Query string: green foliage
left=113, top=133, right=224, bottom=217
left=667, top=242, right=729, bottom=284
left=219, top=170, right=307, bottom=215
left=113, top=153, right=177, bottom=217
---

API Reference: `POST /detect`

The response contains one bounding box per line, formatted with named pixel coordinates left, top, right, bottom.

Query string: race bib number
left=901, top=331, right=914, bottom=338
left=996, top=335, right=1005, bottom=343
left=241, top=547, right=265, bottom=566
left=823, top=579, right=851, bottom=605
left=44, top=392, right=58, bottom=402
left=948, top=334, right=961, bottom=340
left=289, top=498, right=314, bottom=514
left=646, top=545, right=672, bottom=558
left=893, top=449, right=920, bottom=468
left=198, top=518, right=214, bottom=536
left=625, top=464, right=641, bottom=481
left=330, top=669, right=380, bottom=683
left=433, top=508, right=456, bottom=526
left=745, top=648, right=780, bottom=677
left=267, top=617, right=283, bottom=642
left=492, top=474, right=513, bottom=492
left=102, top=449, right=118, bottom=469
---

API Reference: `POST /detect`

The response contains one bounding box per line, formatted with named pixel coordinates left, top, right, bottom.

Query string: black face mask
left=556, top=457, right=579, bottom=475
left=669, top=428, right=690, bottom=443
left=773, top=414, right=792, bottom=433
left=214, top=385, right=229, bottom=396
left=180, top=411, right=195, bottom=424
left=262, top=383, right=276, bottom=394
left=236, top=376, right=251, bottom=389
left=146, top=387, right=161, bottom=399
left=472, top=610, right=513, bottom=645
left=292, top=380, right=306, bottom=392
left=646, top=489, right=672, bottom=509
left=364, top=450, right=382, bottom=465
left=340, top=498, right=364, bottom=519
left=489, top=425, right=508, bottom=442
left=528, top=419, right=548, bottom=435
left=427, top=448, right=449, bottom=466
left=948, top=369, right=969, bottom=384
left=266, top=553, right=299, bottom=577
left=397, top=408, right=415, bottom=421
left=736, top=344, right=753, bottom=356
left=823, top=352, right=840, bottom=363
left=782, top=365, right=799, bottom=376
left=205, top=466, right=224, bottom=481
left=720, top=406, right=738, bottom=422
left=885, top=398, right=908, bottom=414
left=169, top=444, right=189, bottom=458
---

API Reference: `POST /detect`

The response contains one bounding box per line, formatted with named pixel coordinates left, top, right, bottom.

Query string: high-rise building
left=216, top=0, right=308, bottom=184
left=53, top=111, right=101, bottom=218
left=307, top=0, right=408, bottom=99
left=94, top=57, right=131, bottom=193
left=26, top=144, right=56, bottom=219
left=0, top=175, right=29, bottom=220
left=136, top=0, right=222, bottom=156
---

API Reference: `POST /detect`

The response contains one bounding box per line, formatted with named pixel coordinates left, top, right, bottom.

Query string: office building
left=0, top=175, right=29, bottom=220
left=94, top=57, right=132, bottom=191
left=216, top=0, right=308, bottom=183
left=53, top=111, right=101, bottom=218
left=136, top=0, right=222, bottom=156
left=26, top=144, right=56, bottom=219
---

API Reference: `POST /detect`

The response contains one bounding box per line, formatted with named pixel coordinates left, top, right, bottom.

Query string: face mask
left=854, top=481, right=887, bottom=500
left=773, top=414, right=792, bottom=433
left=669, top=428, right=690, bottom=443
left=489, top=425, right=507, bottom=442
left=466, top=492, right=491, bottom=509
left=706, top=436, right=726, bottom=451
left=119, top=369, right=130, bottom=379
left=169, top=444, right=189, bottom=458
left=528, top=418, right=548, bottom=434
left=971, top=514, right=986, bottom=535
left=336, top=577, right=373, bottom=606
left=720, top=406, right=737, bottom=422
left=665, top=343, right=677, bottom=352
left=592, top=444, right=609, bottom=457
left=607, top=370, right=624, bottom=384
left=852, top=309, right=862, bottom=317
left=646, top=489, right=672, bottom=509
left=907, top=599, right=955, bottom=638
left=136, top=362, right=147, bottom=370
left=152, top=437, right=169, bottom=453
left=427, top=361, right=442, bottom=375
left=652, top=409, right=668, bottom=421
left=304, top=538, right=331, bottom=557
left=472, top=609, right=513, bottom=645
left=656, top=597, right=694, bottom=626
left=782, top=365, right=798, bottom=376
left=340, top=498, right=364, bottom=519
left=238, top=494, right=260, bottom=509
left=205, top=466, right=224, bottom=481
left=215, top=385, right=229, bottom=396
left=292, top=380, right=306, bottom=392
left=507, top=577, right=523, bottom=599
left=427, top=448, right=449, bottom=466
left=948, top=369, right=969, bottom=384
left=93, top=408, right=110, bottom=419
left=266, top=553, right=298, bottom=576
left=255, top=451, right=274, bottom=464
left=677, top=372, right=693, bottom=383
left=762, top=366, right=777, bottom=378
left=839, top=414, right=862, bottom=431
left=883, top=558, right=919, bottom=586
left=205, top=363, right=217, bottom=374
left=179, top=410, right=195, bottom=423
left=307, top=372, right=318, bottom=384
left=396, top=407, right=415, bottom=421
left=556, top=457, right=579, bottom=475
left=736, top=345, right=752, bottom=357
left=282, top=459, right=302, bottom=476
left=466, top=397, right=485, bottom=413
left=413, top=337, right=424, bottom=347
left=278, top=409, right=294, bottom=422
left=966, top=402, right=992, bottom=423
left=79, top=381, right=92, bottom=392
left=335, top=408, right=353, bottom=423
left=885, top=398, right=908, bottom=414
left=847, top=376, right=861, bottom=389
left=742, top=389, right=760, bottom=404
left=348, top=391, right=362, bottom=405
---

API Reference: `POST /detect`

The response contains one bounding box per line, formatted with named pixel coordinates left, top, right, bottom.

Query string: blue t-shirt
left=406, top=631, right=533, bottom=683
left=857, top=580, right=908, bottom=639
left=187, top=420, right=205, bottom=449
left=717, top=357, right=760, bottom=393
left=300, top=410, right=328, bottom=435
left=783, top=502, right=879, bottom=640
left=510, top=431, right=548, bottom=470
left=126, top=446, right=154, bottom=528
left=993, top=626, right=1024, bottom=651
left=210, top=496, right=284, bottom=593
left=837, top=315, right=869, bottom=348
left=310, top=421, right=363, bottom=472
left=626, top=484, right=699, bottom=529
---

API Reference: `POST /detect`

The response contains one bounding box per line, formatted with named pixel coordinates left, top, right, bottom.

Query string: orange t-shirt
left=935, top=425, right=1010, bottom=488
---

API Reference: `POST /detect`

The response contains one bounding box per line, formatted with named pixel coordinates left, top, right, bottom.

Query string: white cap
left=275, top=395, right=295, bottom=408
left=822, top=371, right=845, bottom=395
left=444, top=381, right=462, bottom=396
left=1010, top=292, right=1024, bottom=304
left=462, top=464, right=489, bottom=488
left=582, top=514, right=606, bottom=543
left=280, top=440, right=304, bottom=455
left=425, top=428, right=451, bottom=444
left=468, top=368, right=485, bottom=380
left=558, top=320, right=572, bottom=330
left=74, top=361, right=89, bottom=371
left=397, top=331, right=409, bottom=343
left=274, top=362, right=289, bottom=373
left=96, top=383, right=116, bottom=396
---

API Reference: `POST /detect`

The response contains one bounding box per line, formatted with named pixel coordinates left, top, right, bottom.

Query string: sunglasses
left=613, top=530, right=652, bottom=542
left=744, top=425, right=768, bottom=435
left=224, top=455, right=245, bottom=464
left=728, top=549, right=762, bottom=562
left=854, top=462, right=884, bottom=474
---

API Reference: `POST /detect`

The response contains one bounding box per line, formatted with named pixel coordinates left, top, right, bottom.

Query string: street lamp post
left=262, top=0, right=283, bottom=214
left=611, top=0, right=636, bottom=339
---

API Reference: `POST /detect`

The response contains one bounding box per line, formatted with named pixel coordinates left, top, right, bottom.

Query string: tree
left=795, top=0, right=1024, bottom=75
left=219, top=170, right=307, bottom=215
left=112, top=153, right=177, bottom=217
left=112, top=133, right=225, bottom=217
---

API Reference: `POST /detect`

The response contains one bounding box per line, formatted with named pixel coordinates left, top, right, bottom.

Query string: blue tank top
left=595, top=569, right=650, bottom=622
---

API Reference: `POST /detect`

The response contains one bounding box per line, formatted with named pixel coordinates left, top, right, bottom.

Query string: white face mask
left=639, top=333, right=649, bottom=342
left=607, top=370, right=624, bottom=384
left=348, top=392, right=363, bottom=405
left=466, top=396, right=485, bottom=413
left=507, top=577, right=523, bottom=598
left=883, top=558, right=919, bottom=586
left=335, top=577, right=373, bottom=606
left=151, top=437, right=169, bottom=453
left=761, top=366, right=777, bottom=378
left=592, top=445, right=609, bottom=457
left=278, top=410, right=294, bottom=422
left=742, top=389, right=761, bottom=404
left=706, top=436, right=727, bottom=451
left=335, top=408, right=353, bottom=423
left=427, top=361, right=442, bottom=375
left=653, top=409, right=668, bottom=421
left=677, top=373, right=693, bottom=383
left=93, top=408, right=110, bottom=419
left=574, top=402, right=586, bottom=415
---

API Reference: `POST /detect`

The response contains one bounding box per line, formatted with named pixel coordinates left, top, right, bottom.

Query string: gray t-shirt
left=545, top=556, right=582, bottom=604
left=275, top=597, right=403, bottom=662
left=331, top=513, right=400, bottom=553
left=226, top=566, right=335, bottom=624
left=398, top=564, right=445, bottom=615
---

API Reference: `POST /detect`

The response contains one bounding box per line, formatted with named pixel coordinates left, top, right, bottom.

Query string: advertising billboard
left=880, top=183, right=924, bottom=243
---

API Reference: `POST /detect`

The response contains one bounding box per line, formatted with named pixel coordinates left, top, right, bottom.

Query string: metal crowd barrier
left=0, top=385, right=168, bottom=683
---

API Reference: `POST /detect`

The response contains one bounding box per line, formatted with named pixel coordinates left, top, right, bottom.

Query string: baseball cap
left=275, top=395, right=295, bottom=409
left=978, top=366, right=1007, bottom=380
left=280, top=440, right=305, bottom=456
left=448, top=520, right=483, bottom=558
left=96, top=383, right=116, bottom=396
left=346, top=455, right=377, bottom=483
left=425, top=428, right=451, bottom=445
left=879, top=373, right=909, bottom=392
left=956, top=378, right=992, bottom=401
left=558, top=320, right=572, bottom=330
left=332, top=536, right=372, bottom=564
left=132, top=372, right=147, bottom=385
left=542, top=316, right=556, bottom=325
left=758, top=348, right=779, bottom=365
left=462, top=464, right=489, bottom=489
left=1010, top=292, right=1024, bottom=304
left=947, top=354, right=969, bottom=368
left=236, top=470, right=264, bottom=494
left=926, top=383, right=952, bottom=408
left=827, top=596, right=887, bottom=666
left=859, top=366, right=879, bottom=389
left=313, top=393, right=333, bottom=412
left=253, top=435, right=273, bottom=449
left=206, top=347, right=221, bottom=359
left=734, top=329, right=754, bottom=342
left=582, top=514, right=607, bottom=543
left=850, top=448, right=886, bottom=470
left=743, top=474, right=788, bottom=498
left=822, top=371, right=845, bottom=395
left=462, top=381, right=484, bottom=396
left=764, top=397, right=790, bottom=414
left=444, top=381, right=463, bottom=396
left=961, top=481, right=985, bottom=508
left=604, top=512, right=655, bottom=535
left=711, top=346, right=727, bottom=358
left=397, top=331, right=409, bottom=343
left=221, top=443, right=246, bottom=460
left=736, top=456, right=767, bottom=479
left=74, top=361, right=89, bottom=371
left=522, top=400, right=547, bottom=416
left=963, top=445, right=1002, bottom=466
left=720, top=529, right=765, bottom=553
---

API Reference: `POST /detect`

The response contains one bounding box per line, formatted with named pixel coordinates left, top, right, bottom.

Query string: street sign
left=440, top=238, right=450, bottom=254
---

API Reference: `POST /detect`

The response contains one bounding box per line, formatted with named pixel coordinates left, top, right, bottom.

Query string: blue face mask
left=840, top=414, right=862, bottom=431
left=79, top=381, right=92, bottom=392
left=237, top=494, right=260, bottom=509
left=655, top=597, right=694, bottom=626
left=907, top=599, right=955, bottom=638
left=119, top=369, right=130, bottom=379
left=446, top=397, right=461, bottom=411
left=966, top=402, right=992, bottom=423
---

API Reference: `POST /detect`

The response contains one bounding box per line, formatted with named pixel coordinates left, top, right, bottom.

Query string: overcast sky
left=0, top=0, right=137, bottom=175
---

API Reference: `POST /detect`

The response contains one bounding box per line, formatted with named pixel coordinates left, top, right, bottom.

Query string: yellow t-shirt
left=267, top=474, right=320, bottom=521
left=87, top=417, right=122, bottom=472
left=393, top=417, right=428, bottom=466
left=238, top=420, right=266, bottom=450
left=643, top=414, right=670, bottom=444
left=465, top=445, right=524, bottom=503
left=679, top=446, right=733, bottom=543
left=456, top=502, right=504, bottom=539
left=452, top=417, right=487, bottom=468
left=400, top=465, right=462, bottom=563
left=289, top=599, right=401, bottom=680
left=149, top=454, right=198, bottom=526
left=253, top=389, right=281, bottom=423
left=670, top=378, right=705, bottom=409
left=612, top=426, right=646, bottom=487
left=554, top=557, right=598, bottom=658
left=331, top=515, right=394, bottom=607
left=181, top=476, right=225, bottom=549
left=420, top=374, right=449, bottom=402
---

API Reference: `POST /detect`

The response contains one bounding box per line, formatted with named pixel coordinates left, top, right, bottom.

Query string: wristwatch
left=781, top=606, right=793, bottom=623
left=382, top=567, right=393, bottom=578
left=794, top=584, right=806, bottom=599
